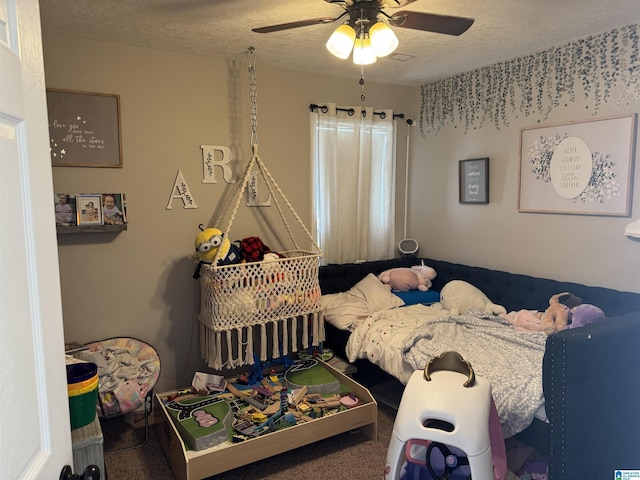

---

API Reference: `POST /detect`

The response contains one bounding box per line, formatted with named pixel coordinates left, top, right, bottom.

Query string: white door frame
left=0, top=0, right=73, bottom=477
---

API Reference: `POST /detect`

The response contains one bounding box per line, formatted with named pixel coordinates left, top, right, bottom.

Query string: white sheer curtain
left=310, top=103, right=396, bottom=264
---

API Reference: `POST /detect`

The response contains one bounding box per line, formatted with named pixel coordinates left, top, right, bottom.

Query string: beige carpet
left=101, top=403, right=526, bottom=480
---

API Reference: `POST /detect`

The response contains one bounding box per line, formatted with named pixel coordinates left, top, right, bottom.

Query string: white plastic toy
left=384, top=351, right=507, bottom=480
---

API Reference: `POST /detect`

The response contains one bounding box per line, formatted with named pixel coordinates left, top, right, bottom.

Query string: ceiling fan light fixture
left=353, top=36, right=377, bottom=65
left=326, top=23, right=356, bottom=59
left=369, top=21, right=399, bottom=57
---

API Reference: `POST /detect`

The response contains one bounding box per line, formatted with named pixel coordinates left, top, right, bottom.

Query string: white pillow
left=439, top=280, right=506, bottom=316
left=321, top=273, right=404, bottom=330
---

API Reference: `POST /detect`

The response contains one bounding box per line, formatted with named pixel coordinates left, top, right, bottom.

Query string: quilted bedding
left=345, top=304, right=547, bottom=438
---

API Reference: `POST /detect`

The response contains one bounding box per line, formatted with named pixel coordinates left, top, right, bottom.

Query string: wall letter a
left=166, top=170, right=198, bottom=210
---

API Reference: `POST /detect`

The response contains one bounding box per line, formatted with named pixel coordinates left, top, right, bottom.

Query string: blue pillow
left=393, top=289, right=440, bottom=306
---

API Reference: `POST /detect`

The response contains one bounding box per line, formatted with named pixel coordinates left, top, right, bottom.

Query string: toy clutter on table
left=160, top=357, right=364, bottom=451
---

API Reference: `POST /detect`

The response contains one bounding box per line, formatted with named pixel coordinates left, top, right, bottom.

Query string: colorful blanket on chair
left=79, top=337, right=160, bottom=415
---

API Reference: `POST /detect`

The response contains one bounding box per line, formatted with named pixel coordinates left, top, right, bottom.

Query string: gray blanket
left=401, top=309, right=547, bottom=438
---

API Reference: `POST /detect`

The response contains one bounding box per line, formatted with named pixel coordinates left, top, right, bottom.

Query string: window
left=310, top=104, right=396, bottom=264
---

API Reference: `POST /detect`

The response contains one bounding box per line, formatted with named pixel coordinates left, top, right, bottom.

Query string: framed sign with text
left=519, top=114, right=636, bottom=216
left=459, top=158, right=489, bottom=204
left=47, top=89, right=123, bottom=167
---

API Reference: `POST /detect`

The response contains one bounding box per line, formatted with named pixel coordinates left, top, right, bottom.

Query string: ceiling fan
left=252, top=0, right=474, bottom=38
left=253, top=0, right=473, bottom=99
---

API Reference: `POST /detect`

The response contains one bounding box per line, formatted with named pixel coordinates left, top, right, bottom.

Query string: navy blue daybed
left=318, top=257, right=640, bottom=480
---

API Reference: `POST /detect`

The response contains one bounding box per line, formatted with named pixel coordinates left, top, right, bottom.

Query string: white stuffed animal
left=378, top=265, right=437, bottom=292
left=439, top=280, right=506, bottom=315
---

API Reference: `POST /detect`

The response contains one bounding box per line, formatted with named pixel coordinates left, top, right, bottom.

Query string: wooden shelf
left=56, top=224, right=128, bottom=235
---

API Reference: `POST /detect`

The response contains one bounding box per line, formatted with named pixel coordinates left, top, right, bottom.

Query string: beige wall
left=44, top=33, right=640, bottom=393
left=43, top=35, right=413, bottom=391
left=407, top=83, right=640, bottom=293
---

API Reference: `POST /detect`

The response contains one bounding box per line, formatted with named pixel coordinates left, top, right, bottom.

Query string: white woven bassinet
left=198, top=49, right=323, bottom=369
left=198, top=249, right=323, bottom=369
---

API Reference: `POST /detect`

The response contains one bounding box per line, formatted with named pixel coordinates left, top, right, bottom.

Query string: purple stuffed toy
left=569, top=304, right=606, bottom=329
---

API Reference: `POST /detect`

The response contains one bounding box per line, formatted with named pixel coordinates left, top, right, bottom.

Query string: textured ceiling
left=38, top=0, right=640, bottom=87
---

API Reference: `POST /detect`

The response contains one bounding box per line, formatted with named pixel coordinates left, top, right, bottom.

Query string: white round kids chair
left=384, top=351, right=507, bottom=480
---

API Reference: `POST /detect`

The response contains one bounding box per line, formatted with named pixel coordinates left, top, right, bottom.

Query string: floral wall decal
left=420, top=24, right=640, bottom=135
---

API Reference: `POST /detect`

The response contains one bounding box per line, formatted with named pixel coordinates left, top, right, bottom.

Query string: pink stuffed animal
left=378, top=265, right=437, bottom=292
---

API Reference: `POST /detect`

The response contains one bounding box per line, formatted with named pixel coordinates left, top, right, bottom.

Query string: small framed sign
left=459, top=158, right=489, bottom=204
left=47, top=89, right=123, bottom=168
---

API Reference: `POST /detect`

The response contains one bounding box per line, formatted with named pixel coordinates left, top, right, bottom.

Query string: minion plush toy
left=193, top=225, right=242, bottom=279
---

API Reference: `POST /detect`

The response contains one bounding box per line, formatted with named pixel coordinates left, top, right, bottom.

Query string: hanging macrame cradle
left=198, top=49, right=323, bottom=370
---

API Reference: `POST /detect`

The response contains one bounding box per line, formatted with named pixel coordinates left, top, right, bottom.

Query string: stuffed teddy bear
left=540, top=292, right=583, bottom=335
left=550, top=292, right=583, bottom=308
left=439, top=280, right=506, bottom=316
left=378, top=265, right=437, bottom=292
left=541, top=303, right=571, bottom=335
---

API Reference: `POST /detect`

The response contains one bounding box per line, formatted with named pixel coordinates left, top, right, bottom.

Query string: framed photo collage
left=55, top=193, right=127, bottom=227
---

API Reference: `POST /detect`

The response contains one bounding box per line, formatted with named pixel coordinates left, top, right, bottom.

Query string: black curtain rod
left=309, top=103, right=407, bottom=121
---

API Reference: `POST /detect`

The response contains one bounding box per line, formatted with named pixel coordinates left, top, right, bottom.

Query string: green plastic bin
left=67, top=363, right=98, bottom=429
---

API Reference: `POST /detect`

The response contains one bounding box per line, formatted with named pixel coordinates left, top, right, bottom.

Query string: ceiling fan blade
left=390, top=11, right=474, bottom=36
left=252, top=17, right=338, bottom=34
left=385, top=0, right=419, bottom=7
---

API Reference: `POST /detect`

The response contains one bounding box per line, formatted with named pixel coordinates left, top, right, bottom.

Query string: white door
left=0, top=0, right=73, bottom=478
